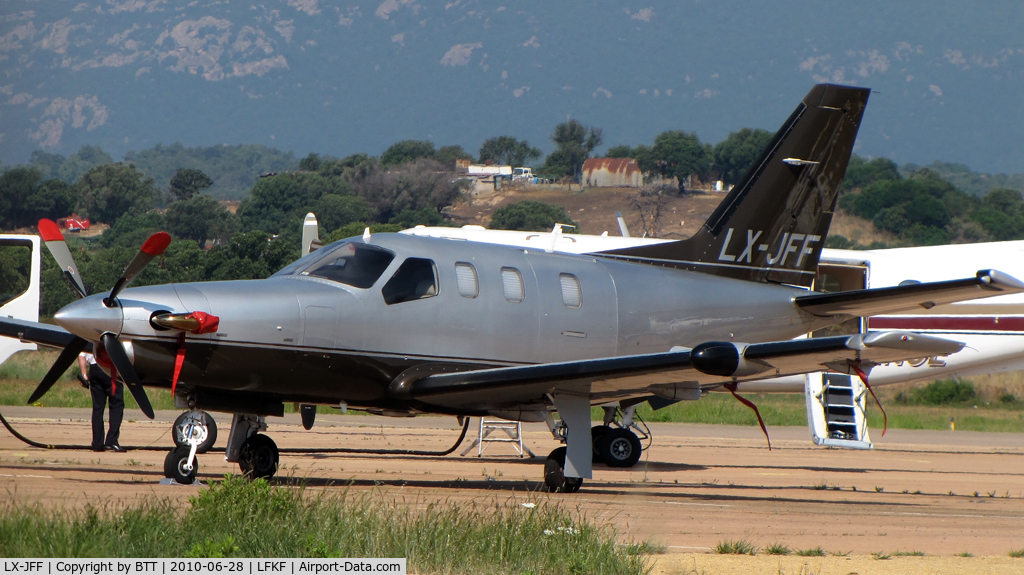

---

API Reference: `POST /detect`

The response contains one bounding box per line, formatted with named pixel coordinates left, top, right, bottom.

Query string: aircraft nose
left=54, top=294, right=123, bottom=341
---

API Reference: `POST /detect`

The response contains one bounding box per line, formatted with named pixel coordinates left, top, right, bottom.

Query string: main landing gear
left=225, top=413, right=279, bottom=479
left=542, top=403, right=648, bottom=493
left=591, top=405, right=646, bottom=468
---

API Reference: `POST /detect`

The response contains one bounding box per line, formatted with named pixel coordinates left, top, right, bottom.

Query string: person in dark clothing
left=77, top=352, right=126, bottom=452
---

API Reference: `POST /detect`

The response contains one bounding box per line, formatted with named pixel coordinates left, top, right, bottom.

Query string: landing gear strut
left=163, top=408, right=214, bottom=484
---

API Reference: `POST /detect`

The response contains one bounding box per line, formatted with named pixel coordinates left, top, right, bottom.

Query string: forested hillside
left=4, top=124, right=1024, bottom=318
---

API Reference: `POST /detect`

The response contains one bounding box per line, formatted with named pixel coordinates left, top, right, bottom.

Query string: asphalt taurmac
left=1, top=406, right=1022, bottom=561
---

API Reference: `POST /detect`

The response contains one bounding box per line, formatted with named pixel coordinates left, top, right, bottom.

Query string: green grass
left=0, top=475, right=651, bottom=574
left=1010, top=548, right=1024, bottom=558
left=892, top=550, right=925, bottom=557
left=591, top=390, right=1024, bottom=433
left=795, top=546, right=825, bottom=557
left=763, top=542, right=791, bottom=555
left=713, top=539, right=757, bottom=555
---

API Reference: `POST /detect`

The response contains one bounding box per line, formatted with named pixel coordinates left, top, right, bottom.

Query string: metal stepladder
left=460, top=418, right=535, bottom=458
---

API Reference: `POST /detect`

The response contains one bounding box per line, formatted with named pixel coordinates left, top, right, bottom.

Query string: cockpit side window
left=382, top=258, right=438, bottom=305
left=291, top=242, right=396, bottom=288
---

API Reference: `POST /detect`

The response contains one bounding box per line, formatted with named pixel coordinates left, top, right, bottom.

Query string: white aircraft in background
left=400, top=221, right=1024, bottom=448
left=0, top=234, right=40, bottom=366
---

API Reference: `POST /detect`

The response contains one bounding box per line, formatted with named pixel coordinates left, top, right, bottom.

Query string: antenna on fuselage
left=363, top=227, right=372, bottom=242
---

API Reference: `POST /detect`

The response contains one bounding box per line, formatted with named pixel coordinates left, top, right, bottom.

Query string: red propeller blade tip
left=141, top=232, right=172, bottom=256
left=38, top=219, right=65, bottom=242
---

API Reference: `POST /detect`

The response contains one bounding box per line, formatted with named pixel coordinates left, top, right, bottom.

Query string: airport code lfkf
left=1, top=561, right=406, bottom=575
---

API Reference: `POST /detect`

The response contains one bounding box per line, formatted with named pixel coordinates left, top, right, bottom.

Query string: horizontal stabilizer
left=796, top=269, right=1024, bottom=317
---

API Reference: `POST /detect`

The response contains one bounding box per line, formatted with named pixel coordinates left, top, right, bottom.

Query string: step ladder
left=460, top=418, right=535, bottom=458
left=805, top=372, right=873, bottom=449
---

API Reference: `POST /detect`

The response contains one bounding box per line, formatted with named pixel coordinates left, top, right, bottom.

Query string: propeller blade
left=37, top=219, right=87, bottom=299
left=27, top=336, right=88, bottom=404
left=105, top=231, right=171, bottom=306
left=100, top=333, right=155, bottom=419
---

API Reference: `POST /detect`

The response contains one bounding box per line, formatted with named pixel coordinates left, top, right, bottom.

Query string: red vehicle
left=56, top=214, right=90, bottom=232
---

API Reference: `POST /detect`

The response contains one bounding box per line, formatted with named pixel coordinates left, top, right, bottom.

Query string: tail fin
left=596, top=83, right=870, bottom=288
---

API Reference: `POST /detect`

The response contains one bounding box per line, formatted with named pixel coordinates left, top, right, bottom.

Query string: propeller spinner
left=29, top=219, right=171, bottom=419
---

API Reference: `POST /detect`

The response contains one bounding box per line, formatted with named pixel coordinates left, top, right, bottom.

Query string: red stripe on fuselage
left=869, top=316, right=1024, bottom=332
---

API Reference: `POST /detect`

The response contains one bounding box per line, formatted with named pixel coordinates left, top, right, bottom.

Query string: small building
left=582, top=158, right=643, bottom=187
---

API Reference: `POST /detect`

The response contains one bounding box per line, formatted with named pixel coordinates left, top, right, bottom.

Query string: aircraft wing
left=0, top=317, right=87, bottom=350
left=795, top=270, right=1024, bottom=317
left=393, top=331, right=963, bottom=409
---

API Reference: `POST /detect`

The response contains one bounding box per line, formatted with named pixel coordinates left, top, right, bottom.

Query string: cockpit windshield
left=274, top=242, right=395, bottom=289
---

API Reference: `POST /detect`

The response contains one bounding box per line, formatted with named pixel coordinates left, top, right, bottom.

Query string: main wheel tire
left=543, top=446, right=583, bottom=493
left=591, top=425, right=611, bottom=463
left=596, top=428, right=642, bottom=468
left=238, top=433, right=279, bottom=479
left=172, top=411, right=218, bottom=454
left=163, top=446, right=198, bottom=484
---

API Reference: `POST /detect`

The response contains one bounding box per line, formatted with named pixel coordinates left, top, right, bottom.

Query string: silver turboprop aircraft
left=3, top=84, right=1022, bottom=492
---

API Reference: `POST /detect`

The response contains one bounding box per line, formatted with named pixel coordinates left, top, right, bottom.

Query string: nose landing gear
left=163, top=409, right=213, bottom=484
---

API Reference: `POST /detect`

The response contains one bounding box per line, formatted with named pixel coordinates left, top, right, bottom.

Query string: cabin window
left=501, top=267, right=524, bottom=303
left=292, top=242, right=395, bottom=289
left=559, top=273, right=582, bottom=308
left=455, top=262, right=478, bottom=298
left=382, top=258, right=438, bottom=305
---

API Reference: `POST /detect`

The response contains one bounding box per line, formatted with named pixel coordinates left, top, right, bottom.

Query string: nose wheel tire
left=595, top=428, right=642, bottom=468
left=173, top=411, right=218, bottom=453
left=238, top=433, right=279, bottom=479
left=543, top=446, right=583, bottom=493
left=163, top=446, right=198, bottom=484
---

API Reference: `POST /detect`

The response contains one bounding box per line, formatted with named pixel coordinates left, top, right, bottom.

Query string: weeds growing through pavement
left=713, top=539, right=758, bottom=555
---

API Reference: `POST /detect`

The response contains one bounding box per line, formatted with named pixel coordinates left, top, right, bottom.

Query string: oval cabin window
left=455, top=262, right=478, bottom=298
left=559, top=273, right=582, bottom=308
left=501, top=267, right=524, bottom=303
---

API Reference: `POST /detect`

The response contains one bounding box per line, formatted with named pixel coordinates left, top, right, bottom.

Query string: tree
left=0, top=167, right=44, bottom=229
left=165, top=195, right=239, bottom=243
left=380, top=140, right=436, bottom=167
left=76, top=163, right=159, bottom=225
left=28, top=150, right=67, bottom=180
left=542, top=120, right=602, bottom=180
left=478, top=136, right=542, bottom=167
left=299, top=153, right=323, bottom=172
left=435, top=145, right=474, bottom=167
left=712, top=128, right=773, bottom=185
left=842, top=155, right=901, bottom=191
left=313, top=194, right=376, bottom=234
left=650, top=131, right=712, bottom=188
left=389, top=207, right=446, bottom=228
left=168, top=168, right=214, bottom=202
left=350, top=159, right=462, bottom=222
left=489, top=200, right=578, bottom=232
left=58, top=145, right=114, bottom=184
left=237, top=172, right=352, bottom=235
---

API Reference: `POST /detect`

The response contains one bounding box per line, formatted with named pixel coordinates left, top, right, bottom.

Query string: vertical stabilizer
left=596, top=84, right=870, bottom=287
